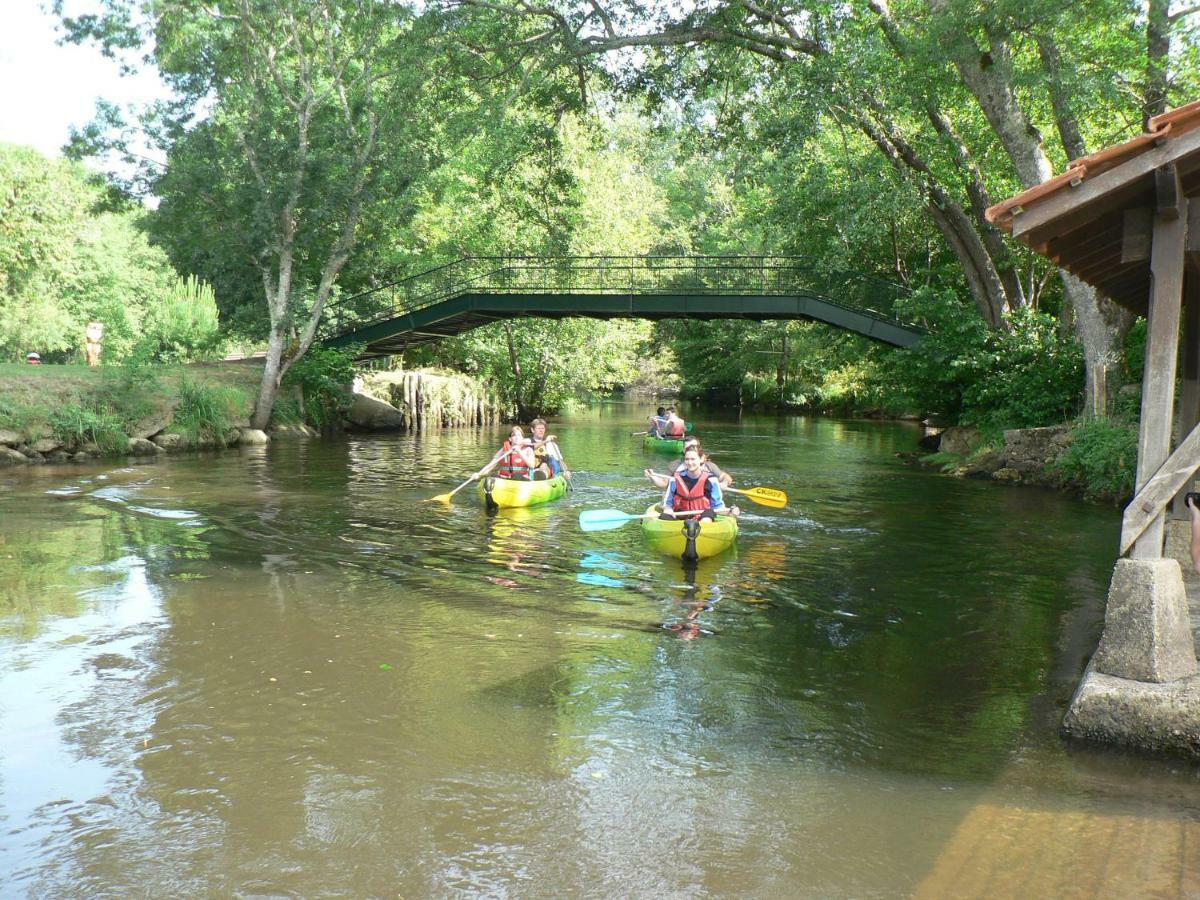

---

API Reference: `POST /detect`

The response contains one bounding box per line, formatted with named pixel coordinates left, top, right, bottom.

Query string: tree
left=0, top=143, right=192, bottom=362
left=61, top=0, right=450, bottom=428
left=446, top=0, right=1200, bottom=413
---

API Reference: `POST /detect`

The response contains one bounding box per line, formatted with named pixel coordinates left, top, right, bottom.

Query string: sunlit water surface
left=3, top=403, right=1200, bottom=897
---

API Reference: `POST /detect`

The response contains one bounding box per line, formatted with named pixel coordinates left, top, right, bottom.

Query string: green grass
left=0, top=361, right=260, bottom=452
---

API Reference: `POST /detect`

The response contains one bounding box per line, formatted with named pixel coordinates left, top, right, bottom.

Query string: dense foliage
left=15, top=0, right=1198, bottom=503
left=0, top=144, right=219, bottom=363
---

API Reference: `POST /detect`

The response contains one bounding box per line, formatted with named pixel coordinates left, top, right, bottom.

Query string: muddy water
left=3, top=404, right=1200, bottom=897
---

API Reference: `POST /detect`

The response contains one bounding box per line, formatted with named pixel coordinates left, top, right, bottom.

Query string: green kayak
left=644, top=435, right=685, bottom=454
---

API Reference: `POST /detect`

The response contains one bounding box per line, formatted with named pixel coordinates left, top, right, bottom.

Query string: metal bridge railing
left=321, top=255, right=914, bottom=339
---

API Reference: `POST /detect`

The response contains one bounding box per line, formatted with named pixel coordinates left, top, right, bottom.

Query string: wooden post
left=1130, top=164, right=1188, bottom=560
left=1174, top=271, right=1200, bottom=519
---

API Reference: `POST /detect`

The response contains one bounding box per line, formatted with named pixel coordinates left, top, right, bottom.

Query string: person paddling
left=647, top=406, right=668, bottom=438
left=662, top=407, right=686, bottom=439
left=475, top=425, right=537, bottom=482
left=661, top=444, right=739, bottom=520
left=645, top=436, right=732, bottom=489
left=526, top=418, right=571, bottom=481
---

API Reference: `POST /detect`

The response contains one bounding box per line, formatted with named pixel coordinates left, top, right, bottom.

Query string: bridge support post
left=1102, top=179, right=1196, bottom=679
left=1066, top=172, right=1200, bottom=752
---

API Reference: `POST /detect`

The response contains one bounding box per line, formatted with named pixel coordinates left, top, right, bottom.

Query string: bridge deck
left=320, top=257, right=924, bottom=358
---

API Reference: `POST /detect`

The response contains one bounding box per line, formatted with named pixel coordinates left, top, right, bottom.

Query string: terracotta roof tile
left=986, top=99, right=1200, bottom=232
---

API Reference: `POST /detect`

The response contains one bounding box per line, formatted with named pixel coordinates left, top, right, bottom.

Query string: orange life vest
left=496, top=440, right=530, bottom=479
left=665, top=418, right=685, bottom=438
left=671, top=470, right=711, bottom=512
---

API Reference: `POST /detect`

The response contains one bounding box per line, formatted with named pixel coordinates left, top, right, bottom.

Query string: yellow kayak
left=640, top=504, right=738, bottom=561
left=481, top=475, right=568, bottom=509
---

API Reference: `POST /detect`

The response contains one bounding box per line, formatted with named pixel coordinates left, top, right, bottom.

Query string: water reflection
left=5, top=404, right=1197, bottom=897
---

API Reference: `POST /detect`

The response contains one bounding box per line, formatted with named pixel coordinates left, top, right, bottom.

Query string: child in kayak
left=647, top=407, right=668, bottom=438
left=476, top=426, right=537, bottom=481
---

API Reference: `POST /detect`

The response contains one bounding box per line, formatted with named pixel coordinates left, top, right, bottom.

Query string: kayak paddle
left=724, top=485, right=788, bottom=508
left=428, top=474, right=478, bottom=504
left=579, top=508, right=703, bottom=532
left=428, top=451, right=503, bottom=503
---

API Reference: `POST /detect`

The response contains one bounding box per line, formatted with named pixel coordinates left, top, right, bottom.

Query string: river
left=2, top=403, right=1199, bottom=897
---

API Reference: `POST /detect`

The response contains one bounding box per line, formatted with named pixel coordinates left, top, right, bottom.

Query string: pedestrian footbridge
left=321, top=256, right=925, bottom=359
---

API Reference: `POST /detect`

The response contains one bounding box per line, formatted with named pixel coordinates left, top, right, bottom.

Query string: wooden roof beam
left=1011, top=126, right=1200, bottom=244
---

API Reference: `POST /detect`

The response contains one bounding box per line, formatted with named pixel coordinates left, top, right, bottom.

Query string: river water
left=2, top=403, right=1200, bottom=897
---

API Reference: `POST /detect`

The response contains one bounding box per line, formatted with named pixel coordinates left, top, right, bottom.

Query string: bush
left=959, top=307, right=1083, bottom=430
left=1050, top=417, right=1138, bottom=501
left=135, top=275, right=222, bottom=362
left=173, top=378, right=247, bottom=446
left=49, top=403, right=128, bottom=454
left=282, top=345, right=359, bottom=429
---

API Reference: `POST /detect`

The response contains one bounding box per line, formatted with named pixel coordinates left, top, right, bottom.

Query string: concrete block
left=1064, top=662, right=1200, bottom=756
left=1093, top=558, right=1198, bottom=682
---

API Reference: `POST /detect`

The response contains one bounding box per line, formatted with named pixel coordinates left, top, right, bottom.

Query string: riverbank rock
left=131, top=404, right=177, bottom=440
left=0, top=428, right=22, bottom=446
left=128, top=437, right=160, bottom=456
left=961, top=449, right=1005, bottom=477
left=1002, top=425, right=1072, bottom=474
left=271, top=423, right=318, bottom=439
left=31, top=438, right=60, bottom=454
left=238, top=428, right=269, bottom=445
left=153, top=433, right=187, bottom=452
left=0, top=446, right=28, bottom=465
left=939, top=425, right=980, bottom=456
left=347, top=392, right=406, bottom=430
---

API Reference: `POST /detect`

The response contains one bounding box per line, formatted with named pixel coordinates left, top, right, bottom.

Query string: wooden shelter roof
left=985, top=99, right=1200, bottom=314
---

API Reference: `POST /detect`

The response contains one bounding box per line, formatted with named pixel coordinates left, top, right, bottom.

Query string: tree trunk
left=935, top=5, right=1130, bottom=413
left=1145, top=0, right=1171, bottom=128
left=252, top=323, right=288, bottom=430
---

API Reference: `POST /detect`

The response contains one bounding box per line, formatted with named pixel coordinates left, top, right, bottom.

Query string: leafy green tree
left=449, top=0, right=1200, bottom=413
left=0, top=143, right=199, bottom=362
left=61, top=0, right=465, bottom=428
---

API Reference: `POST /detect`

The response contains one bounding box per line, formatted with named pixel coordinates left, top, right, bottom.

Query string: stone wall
left=916, top=424, right=1075, bottom=489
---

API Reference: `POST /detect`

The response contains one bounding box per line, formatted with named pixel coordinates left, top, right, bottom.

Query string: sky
left=0, top=1, right=171, bottom=160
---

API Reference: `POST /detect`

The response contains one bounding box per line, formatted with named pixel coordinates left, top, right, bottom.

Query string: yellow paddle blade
left=427, top=493, right=453, bottom=503
left=735, top=486, right=788, bottom=508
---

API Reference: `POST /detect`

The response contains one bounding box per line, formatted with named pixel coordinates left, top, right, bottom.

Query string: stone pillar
left=1092, top=559, right=1197, bottom=683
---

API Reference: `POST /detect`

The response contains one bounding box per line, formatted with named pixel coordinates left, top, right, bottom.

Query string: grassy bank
left=0, top=361, right=264, bottom=454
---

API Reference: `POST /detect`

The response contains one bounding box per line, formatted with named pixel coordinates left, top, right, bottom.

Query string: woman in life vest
left=645, top=436, right=732, bottom=489
left=661, top=444, right=739, bottom=520
left=485, top=425, right=537, bottom=480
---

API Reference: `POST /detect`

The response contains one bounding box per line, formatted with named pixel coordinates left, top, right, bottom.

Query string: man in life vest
left=662, top=407, right=686, bottom=439
left=647, top=406, right=668, bottom=438
left=661, top=444, right=739, bottom=520
left=526, top=418, right=571, bottom=481
left=478, top=425, right=537, bottom=481
left=645, top=436, right=732, bottom=489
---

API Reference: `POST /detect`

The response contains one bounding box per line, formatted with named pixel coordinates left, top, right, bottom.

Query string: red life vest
left=671, top=470, right=711, bottom=512
left=496, top=440, right=530, bottom=479
left=665, top=419, right=685, bottom=438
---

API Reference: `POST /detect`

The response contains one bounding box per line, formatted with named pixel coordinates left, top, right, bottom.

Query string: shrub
left=173, top=378, right=247, bottom=446
left=49, top=403, right=128, bottom=454
left=959, top=308, right=1083, bottom=430
left=134, top=275, right=222, bottom=362
left=1050, top=417, right=1138, bottom=502
left=282, top=345, right=359, bottom=430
